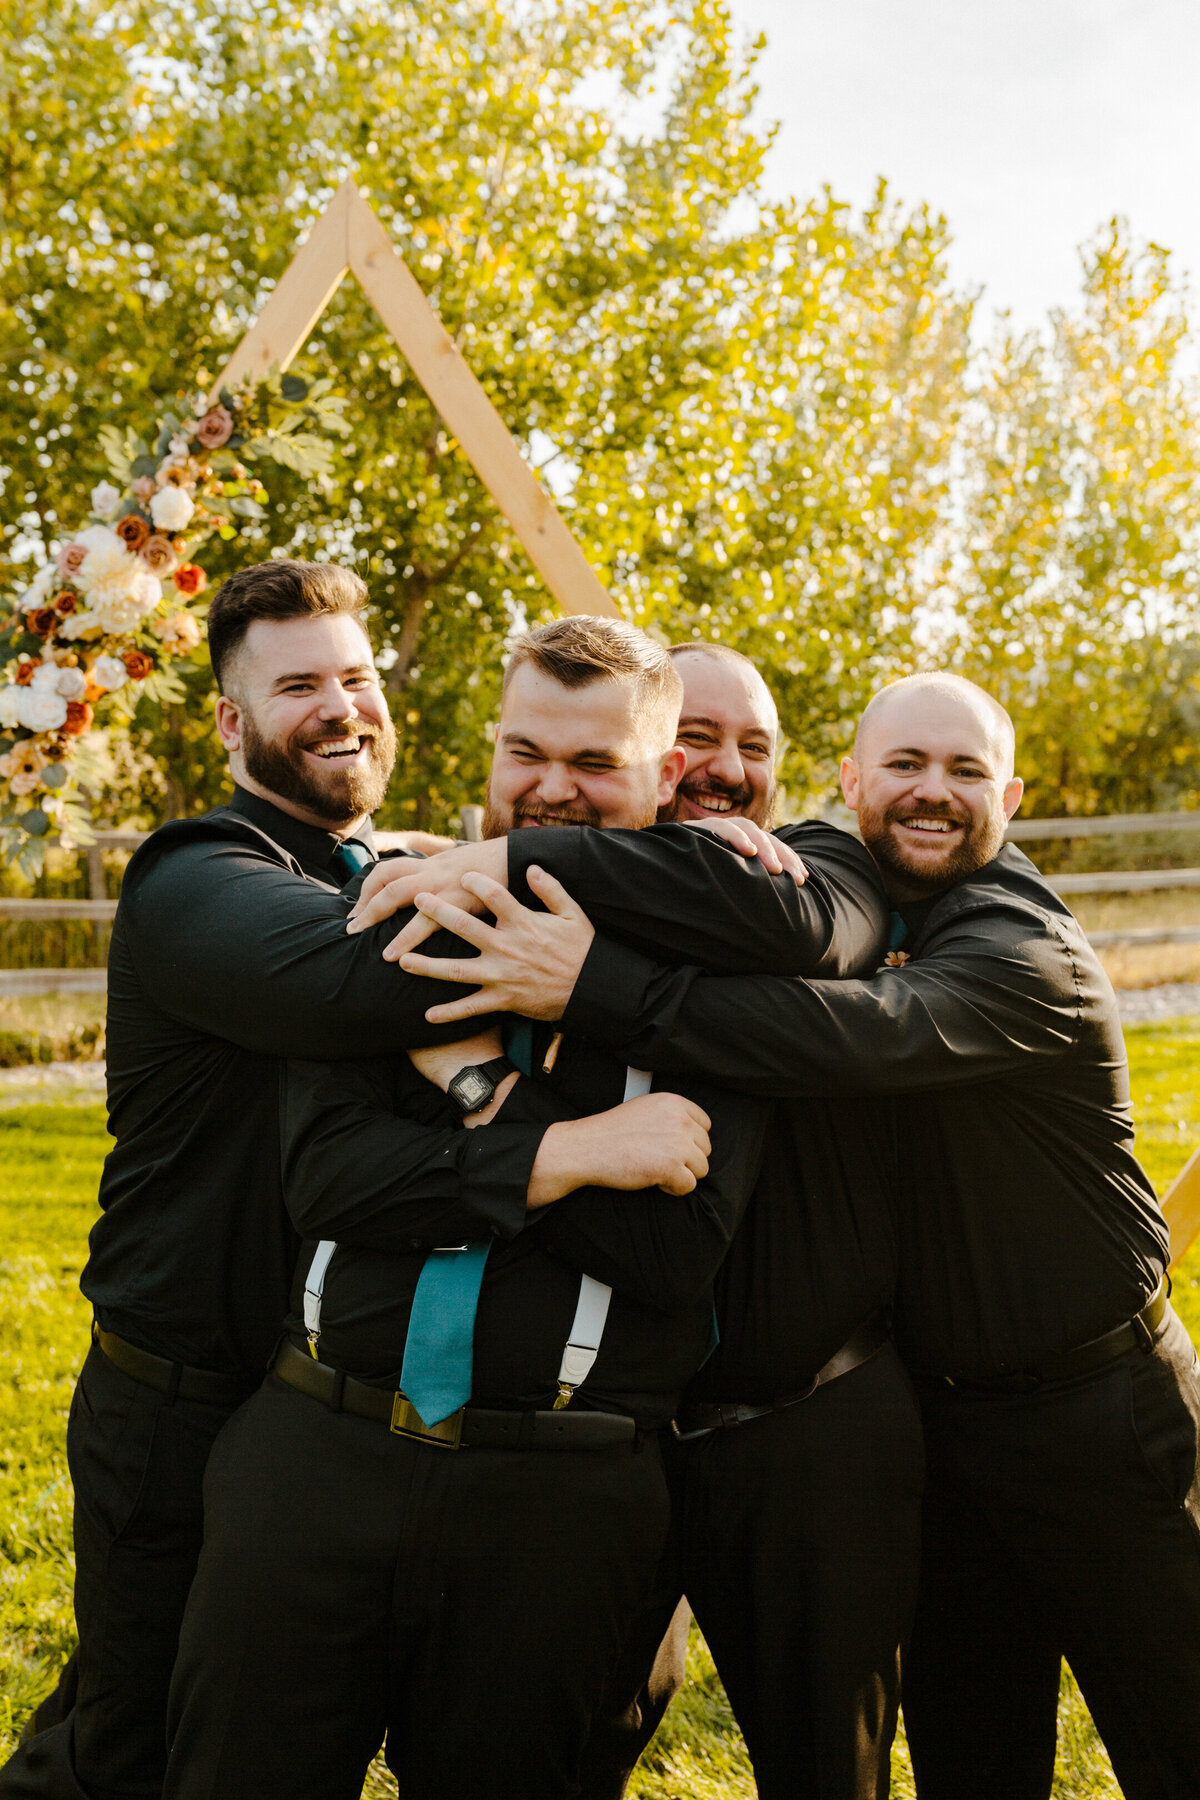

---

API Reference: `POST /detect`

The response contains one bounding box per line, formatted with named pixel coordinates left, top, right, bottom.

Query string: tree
left=1, top=0, right=973, bottom=828
left=939, top=223, right=1200, bottom=818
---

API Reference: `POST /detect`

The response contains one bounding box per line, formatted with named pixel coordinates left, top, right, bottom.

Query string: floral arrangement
left=0, top=370, right=349, bottom=872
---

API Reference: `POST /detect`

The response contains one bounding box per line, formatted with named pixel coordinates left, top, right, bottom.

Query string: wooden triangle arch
left=207, top=179, right=617, bottom=619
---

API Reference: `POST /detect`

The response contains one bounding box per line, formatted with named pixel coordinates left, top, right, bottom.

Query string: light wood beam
left=1165, top=1145, right=1200, bottom=1267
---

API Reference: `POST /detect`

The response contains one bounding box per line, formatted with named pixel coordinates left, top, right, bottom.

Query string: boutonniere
left=884, top=949, right=911, bottom=968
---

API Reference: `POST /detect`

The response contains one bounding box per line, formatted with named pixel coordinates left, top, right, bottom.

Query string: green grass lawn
left=4, top=1023, right=1200, bottom=1794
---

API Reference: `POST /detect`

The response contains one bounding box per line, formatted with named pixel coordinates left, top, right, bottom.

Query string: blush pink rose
left=55, top=543, right=88, bottom=579
left=131, top=476, right=156, bottom=503
left=195, top=407, right=234, bottom=449
left=139, top=535, right=176, bottom=576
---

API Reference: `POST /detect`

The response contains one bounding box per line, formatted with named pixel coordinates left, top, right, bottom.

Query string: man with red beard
left=353, top=642, right=921, bottom=1800
left=369, top=670, right=1200, bottom=1800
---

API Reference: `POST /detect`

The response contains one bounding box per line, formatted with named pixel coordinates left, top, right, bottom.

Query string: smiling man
left=667, top=642, right=778, bottom=827
left=0, top=561, right=577, bottom=1800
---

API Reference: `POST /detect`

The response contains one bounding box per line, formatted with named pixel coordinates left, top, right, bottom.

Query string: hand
left=346, top=839, right=509, bottom=951
left=682, top=816, right=807, bottom=884
left=393, top=866, right=595, bottom=1026
left=527, top=1091, right=712, bottom=1207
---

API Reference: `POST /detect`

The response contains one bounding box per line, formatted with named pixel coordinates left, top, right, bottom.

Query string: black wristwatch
left=447, top=1056, right=517, bottom=1116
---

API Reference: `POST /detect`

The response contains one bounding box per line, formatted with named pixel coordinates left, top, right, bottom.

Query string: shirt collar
left=228, top=786, right=375, bottom=881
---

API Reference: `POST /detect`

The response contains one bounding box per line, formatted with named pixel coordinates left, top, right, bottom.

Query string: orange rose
left=14, top=659, right=36, bottom=686
left=122, top=651, right=155, bottom=681
left=116, top=515, right=151, bottom=553
left=54, top=591, right=79, bottom=615
left=29, top=608, right=59, bottom=637
left=62, top=700, right=93, bottom=736
left=173, top=563, right=208, bottom=596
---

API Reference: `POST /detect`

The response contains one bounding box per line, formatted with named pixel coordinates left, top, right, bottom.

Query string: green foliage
left=941, top=226, right=1200, bottom=818
left=0, top=0, right=975, bottom=829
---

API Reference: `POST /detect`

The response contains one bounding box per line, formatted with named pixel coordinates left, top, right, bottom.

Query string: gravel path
left=1116, top=983, right=1200, bottom=1023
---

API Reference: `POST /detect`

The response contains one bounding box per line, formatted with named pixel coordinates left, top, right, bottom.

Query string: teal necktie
left=398, top=1019, right=534, bottom=1427
left=888, top=912, right=909, bottom=953
left=331, top=838, right=374, bottom=886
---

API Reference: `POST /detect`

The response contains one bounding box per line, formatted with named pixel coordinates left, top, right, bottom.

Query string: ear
left=840, top=754, right=860, bottom=810
left=215, top=694, right=242, bottom=753
left=656, top=744, right=688, bottom=807
left=1002, top=776, right=1024, bottom=821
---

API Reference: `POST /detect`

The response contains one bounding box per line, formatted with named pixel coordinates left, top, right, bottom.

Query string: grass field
left=3, top=1025, right=1200, bottom=1796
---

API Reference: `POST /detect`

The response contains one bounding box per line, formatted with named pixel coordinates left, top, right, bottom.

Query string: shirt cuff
left=456, top=1120, right=548, bottom=1239
left=561, top=934, right=659, bottom=1057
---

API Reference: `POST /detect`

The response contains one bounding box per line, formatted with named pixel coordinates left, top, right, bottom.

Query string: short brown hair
left=206, top=559, right=370, bottom=692
left=503, top=615, right=682, bottom=743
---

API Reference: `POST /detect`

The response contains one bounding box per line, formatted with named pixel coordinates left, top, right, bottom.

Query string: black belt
left=916, top=1278, right=1172, bottom=1396
left=672, top=1312, right=890, bottom=1439
left=92, top=1322, right=254, bottom=1407
left=273, top=1340, right=639, bottom=1452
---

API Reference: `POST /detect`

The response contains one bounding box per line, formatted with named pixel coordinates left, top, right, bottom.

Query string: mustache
left=885, top=802, right=969, bottom=828
left=297, top=723, right=383, bottom=750
left=512, top=797, right=602, bottom=828
left=680, top=774, right=755, bottom=810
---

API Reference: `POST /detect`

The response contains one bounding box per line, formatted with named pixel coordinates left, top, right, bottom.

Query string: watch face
left=454, top=1070, right=491, bottom=1110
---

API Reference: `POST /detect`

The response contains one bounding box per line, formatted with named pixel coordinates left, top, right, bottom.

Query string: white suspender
left=303, top=1238, right=338, bottom=1355
left=302, top=1066, right=654, bottom=1404
left=552, top=1066, right=651, bottom=1409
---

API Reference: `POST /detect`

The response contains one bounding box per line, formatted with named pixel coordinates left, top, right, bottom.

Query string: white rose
left=0, top=686, right=21, bottom=728
left=16, top=684, right=69, bottom=732
left=91, top=481, right=121, bottom=517
left=91, top=655, right=129, bottom=691
left=55, top=667, right=88, bottom=700
left=150, top=487, right=195, bottom=532
left=129, top=570, right=162, bottom=612
left=169, top=434, right=191, bottom=458
left=30, top=660, right=61, bottom=688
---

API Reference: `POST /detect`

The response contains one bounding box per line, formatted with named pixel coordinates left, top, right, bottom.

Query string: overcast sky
left=725, top=0, right=1200, bottom=329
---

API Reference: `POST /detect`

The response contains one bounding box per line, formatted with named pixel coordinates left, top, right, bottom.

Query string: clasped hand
left=379, top=863, right=594, bottom=1026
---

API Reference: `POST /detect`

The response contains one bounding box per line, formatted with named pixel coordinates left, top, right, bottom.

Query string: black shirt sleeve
left=505, top=820, right=888, bottom=977
left=561, top=909, right=1085, bottom=1098
left=281, top=1056, right=544, bottom=1249
left=121, top=835, right=491, bottom=1057
left=495, top=1075, right=770, bottom=1313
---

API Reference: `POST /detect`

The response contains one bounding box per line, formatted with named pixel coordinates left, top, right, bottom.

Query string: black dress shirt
left=555, top=843, right=1169, bottom=1376
left=84, top=788, right=551, bottom=1381
left=281, top=1030, right=769, bottom=1429
left=500, top=820, right=900, bottom=1397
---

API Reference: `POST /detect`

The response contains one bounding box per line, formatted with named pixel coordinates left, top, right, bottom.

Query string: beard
left=241, top=708, right=397, bottom=825
left=670, top=770, right=777, bottom=829
left=859, top=797, right=1007, bottom=895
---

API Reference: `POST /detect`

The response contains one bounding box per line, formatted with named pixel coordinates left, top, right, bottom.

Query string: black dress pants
left=903, top=1308, right=1200, bottom=1800
left=0, top=1344, right=245, bottom=1800
left=163, top=1373, right=671, bottom=1800
left=579, top=1342, right=926, bottom=1800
